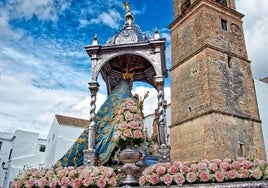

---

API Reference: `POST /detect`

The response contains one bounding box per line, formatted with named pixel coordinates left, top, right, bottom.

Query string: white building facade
left=0, top=130, right=46, bottom=188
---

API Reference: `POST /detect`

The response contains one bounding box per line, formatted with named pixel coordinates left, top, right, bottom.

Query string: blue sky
left=0, top=0, right=268, bottom=138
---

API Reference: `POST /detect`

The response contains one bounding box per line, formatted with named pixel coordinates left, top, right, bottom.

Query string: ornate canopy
left=85, top=4, right=167, bottom=95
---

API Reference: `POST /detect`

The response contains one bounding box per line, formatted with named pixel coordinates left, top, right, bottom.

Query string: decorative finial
left=122, top=64, right=134, bottom=80
left=123, top=1, right=131, bottom=13
left=154, top=27, right=160, bottom=39
left=92, top=34, right=99, bottom=45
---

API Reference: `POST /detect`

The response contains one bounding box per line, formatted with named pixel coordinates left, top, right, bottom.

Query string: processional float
left=83, top=2, right=170, bottom=166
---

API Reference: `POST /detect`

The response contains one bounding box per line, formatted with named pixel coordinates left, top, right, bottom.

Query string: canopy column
left=154, top=75, right=171, bottom=163
left=84, top=81, right=99, bottom=166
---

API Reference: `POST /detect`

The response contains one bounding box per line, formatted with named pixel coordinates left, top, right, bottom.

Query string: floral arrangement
left=12, top=165, right=118, bottom=188
left=114, top=97, right=145, bottom=146
left=139, top=157, right=268, bottom=186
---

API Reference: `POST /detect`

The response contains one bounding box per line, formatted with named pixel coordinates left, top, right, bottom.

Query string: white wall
left=44, top=117, right=85, bottom=167
left=0, top=132, right=13, bottom=188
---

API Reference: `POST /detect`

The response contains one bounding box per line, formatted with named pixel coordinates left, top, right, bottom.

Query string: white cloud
left=0, top=72, right=93, bottom=138
left=236, top=0, right=268, bottom=79
left=3, top=0, right=71, bottom=22
left=89, top=9, right=122, bottom=29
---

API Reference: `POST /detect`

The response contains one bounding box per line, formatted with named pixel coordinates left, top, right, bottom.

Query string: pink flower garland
left=12, top=166, right=118, bottom=188
left=139, top=158, right=268, bottom=186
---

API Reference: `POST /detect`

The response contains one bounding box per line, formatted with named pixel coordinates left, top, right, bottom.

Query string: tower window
left=181, top=0, right=191, bottom=13
left=227, top=56, right=232, bottom=68
left=0, top=141, right=2, bottom=151
left=239, top=143, right=245, bottom=157
left=221, top=19, right=228, bottom=30
left=215, top=0, right=227, bottom=7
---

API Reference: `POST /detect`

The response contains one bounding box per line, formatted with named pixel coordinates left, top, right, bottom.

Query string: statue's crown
left=122, top=65, right=134, bottom=80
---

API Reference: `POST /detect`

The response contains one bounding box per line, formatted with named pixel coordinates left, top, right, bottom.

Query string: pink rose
left=125, top=112, right=133, bottom=121
left=80, top=169, right=90, bottom=179
left=149, top=174, right=159, bottom=185
left=182, top=164, right=189, bottom=173
left=255, top=159, right=267, bottom=167
left=104, top=167, right=114, bottom=177
left=208, top=162, right=218, bottom=172
left=68, top=169, right=77, bottom=179
left=186, top=172, right=197, bottom=183
left=173, top=172, right=185, bottom=185
left=60, top=176, right=70, bottom=188
left=164, top=162, right=171, bottom=168
left=211, top=159, right=222, bottom=165
left=57, top=169, right=67, bottom=179
left=97, top=177, right=107, bottom=188
left=250, top=168, right=263, bottom=180
left=67, top=166, right=75, bottom=171
left=71, top=178, right=82, bottom=188
left=134, top=130, right=143, bottom=139
left=123, top=129, right=132, bottom=137
left=134, top=114, right=142, bottom=121
left=240, top=168, right=249, bottom=179
left=129, top=121, right=139, bottom=129
left=219, top=162, right=230, bottom=171
left=241, top=160, right=252, bottom=169
left=118, top=122, right=128, bottom=129
left=129, top=105, right=137, bottom=112
left=168, top=165, right=179, bottom=174
left=108, top=177, right=117, bottom=187
left=232, top=161, right=241, bottom=171
left=12, top=180, right=23, bottom=188
left=25, top=180, right=35, bottom=188
left=48, top=178, right=58, bottom=188
left=190, top=163, right=198, bottom=172
left=38, top=178, right=47, bottom=188
left=139, top=176, right=146, bottom=186
left=199, top=171, right=210, bottom=182
left=125, top=98, right=135, bottom=105
left=163, top=174, right=172, bottom=185
left=223, top=158, right=232, bottom=163
left=144, top=166, right=155, bottom=174
left=156, top=165, right=166, bottom=175
left=226, top=170, right=237, bottom=180
left=32, top=170, right=40, bottom=178
left=82, top=177, right=92, bottom=187
left=214, top=171, right=225, bottom=182
left=198, top=161, right=208, bottom=171
left=173, top=161, right=183, bottom=167
left=45, top=169, right=55, bottom=178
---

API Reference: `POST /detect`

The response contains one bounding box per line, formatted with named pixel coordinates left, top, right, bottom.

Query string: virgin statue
left=55, top=80, right=137, bottom=167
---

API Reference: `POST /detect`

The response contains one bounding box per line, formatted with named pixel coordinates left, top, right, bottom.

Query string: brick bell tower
left=169, top=0, right=266, bottom=161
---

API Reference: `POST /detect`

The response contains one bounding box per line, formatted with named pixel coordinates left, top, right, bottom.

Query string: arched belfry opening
left=83, top=2, right=170, bottom=166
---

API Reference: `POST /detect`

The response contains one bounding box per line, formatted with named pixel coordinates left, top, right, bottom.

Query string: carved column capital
left=88, top=81, right=100, bottom=94
left=154, top=75, right=164, bottom=89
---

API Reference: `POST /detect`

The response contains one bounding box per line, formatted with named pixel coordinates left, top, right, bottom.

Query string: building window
left=8, top=149, right=13, bottom=160
left=39, top=145, right=46, bottom=152
left=0, top=141, right=2, bottom=151
left=221, top=19, right=227, bottom=30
